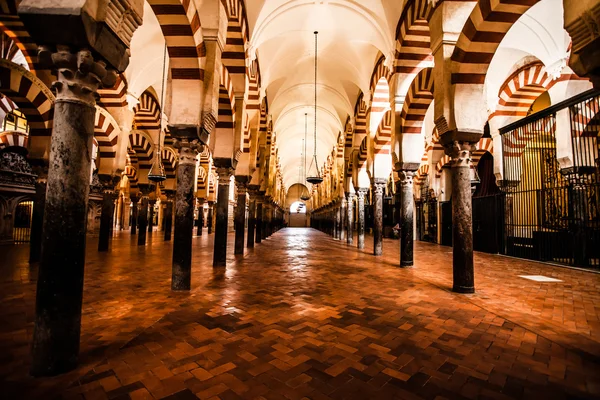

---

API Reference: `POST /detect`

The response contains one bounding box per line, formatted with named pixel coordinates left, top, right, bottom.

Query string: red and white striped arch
left=400, top=67, right=433, bottom=134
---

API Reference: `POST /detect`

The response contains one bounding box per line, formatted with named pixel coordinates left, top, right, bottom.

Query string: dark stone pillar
left=398, top=170, right=416, bottom=267
left=234, top=179, right=248, bottom=255
left=30, top=48, right=112, bottom=376
left=213, top=167, right=233, bottom=267
left=98, top=175, right=119, bottom=252
left=147, top=199, right=156, bottom=234
left=247, top=194, right=256, bottom=248
left=255, top=200, right=263, bottom=243
left=196, top=199, right=204, bottom=236
left=373, top=179, right=385, bottom=256
left=346, top=192, right=354, bottom=245
left=357, top=189, right=367, bottom=249
left=262, top=202, right=269, bottom=240
left=207, top=202, right=214, bottom=234
left=447, top=141, right=476, bottom=293
left=171, top=138, right=201, bottom=290
left=340, top=198, right=347, bottom=242
left=137, top=195, right=149, bottom=246
left=29, top=179, right=46, bottom=263
left=130, top=193, right=139, bottom=235
left=164, top=199, right=173, bottom=241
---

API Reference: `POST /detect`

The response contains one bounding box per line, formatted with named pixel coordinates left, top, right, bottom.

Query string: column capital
left=98, top=173, right=120, bottom=194
left=398, top=170, right=416, bottom=186
left=39, top=46, right=117, bottom=107
left=356, top=188, right=368, bottom=199
left=372, top=178, right=387, bottom=195
left=130, top=192, right=140, bottom=203
left=443, top=140, right=476, bottom=168
left=173, top=138, right=203, bottom=165
left=216, top=166, right=234, bottom=182
left=138, top=183, right=156, bottom=197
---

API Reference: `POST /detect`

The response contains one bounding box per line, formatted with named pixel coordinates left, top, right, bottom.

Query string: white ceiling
left=246, top=0, right=404, bottom=189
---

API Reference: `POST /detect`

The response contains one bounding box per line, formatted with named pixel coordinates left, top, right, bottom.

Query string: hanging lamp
left=300, top=113, right=311, bottom=200
left=306, top=31, right=323, bottom=185
left=148, top=42, right=168, bottom=183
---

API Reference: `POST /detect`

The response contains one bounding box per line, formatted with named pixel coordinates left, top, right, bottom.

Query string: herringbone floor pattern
left=1, top=228, right=599, bottom=399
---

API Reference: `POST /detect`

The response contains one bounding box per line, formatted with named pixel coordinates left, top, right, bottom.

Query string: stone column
left=234, top=178, right=248, bottom=255
left=30, top=48, right=116, bottom=376
left=255, top=199, right=263, bottom=243
left=357, top=188, right=367, bottom=249
left=98, top=175, right=119, bottom=252
left=372, top=179, right=386, bottom=256
left=196, top=198, right=204, bottom=236
left=29, top=178, right=46, bottom=263
left=137, top=185, right=153, bottom=246
left=213, top=167, right=234, bottom=267
left=130, top=193, right=139, bottom=235
left=122, top=194, right=130, bottom=230
left=398, top=170, right=416, bottom=267
left=171, top=138, right=201, bottom=290
left=261, top=201, right=269, bottom=240
left=446, top=141, right=476, bottom=293
left=340, top=197, right=347, bottom=242
left=346, top=193, right=354, bottom=245
left=147, top=199, right=156, bottom=234
left=247, top=188, right=257, bottom=248
left=164, top=198, right=173, bottom=241
left=207, top=201, right=214, bottom=234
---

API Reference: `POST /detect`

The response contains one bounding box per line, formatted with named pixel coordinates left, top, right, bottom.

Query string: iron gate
left=13, top=200, right=33, bottom=243
left=500, top=89, right=600, bottom=268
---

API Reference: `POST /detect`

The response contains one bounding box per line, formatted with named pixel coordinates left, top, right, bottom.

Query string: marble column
left=340, top=197, right=347, bottom=242
left=171, top=139, right=201, bottom=290
left=196, top=199, right=204, bottom=236
left=164, top=199, right=173, bottom=241
left=261, top=202, right=269, bottom=240
left=346, top=193, right=354, bottom=245
left=98, top=175, right=119, bottom=252
left=29, top=179, right=46, bottom=263
left=137, top=186, right=153, bottom=246
left=357, top=188, right=367, bottom=249
left=115, top=193, right=123, bottom=230
left=213, top=167, right=234, bottom=267
left=30, top=48, right=113, bottom=376
left=255, top=200, right=263, bottom=243
left=372, top=179, right=386, bottom=256
left=247, top=192, right=256, bottom=248
left=447, top=141, right=476, bottom=293
left=147, top=199, right=156, bottom=234
left=130, top=193, right=139, bottom=235
left=207, top=202, right=214, bottom=234
left=398, top=170, right=416, bottom=267
left=234, top=179, right=248, bottom=255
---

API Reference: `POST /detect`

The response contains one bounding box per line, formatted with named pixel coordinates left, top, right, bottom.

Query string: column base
left=452, top=285, right=475, bottom=294
left=400, top=261, right=413, bottom=268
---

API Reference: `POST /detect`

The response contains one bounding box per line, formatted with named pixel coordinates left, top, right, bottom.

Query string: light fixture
left=148, top=42, right=168, bottom=183
left=306, top=31, right=323, bottom=185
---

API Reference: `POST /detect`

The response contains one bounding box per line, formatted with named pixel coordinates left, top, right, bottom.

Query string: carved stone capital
left=98, top=173, right=120, bottom=194
left=216, top=167, right=234, bottom=183
left=443, top=140, right=475, bottom=168
left=39, top=46, right=117, bottom=107
left=173, top=138, right=203, bottom=166
left=372, top=179, right=386, bottom=195
left=130, top=192, right=140, bottom=203
left=398, top=170, right=416, bottom=186
left=356, top=188, right=368, bottom=200
left=138, top=183, right=156, bottom=197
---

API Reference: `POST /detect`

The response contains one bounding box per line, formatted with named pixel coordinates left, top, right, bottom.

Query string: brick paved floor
left=1, top=228, right=600, bottom=399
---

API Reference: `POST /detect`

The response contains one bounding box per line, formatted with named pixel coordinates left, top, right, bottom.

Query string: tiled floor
left=1, top=228, right=600, bottom=399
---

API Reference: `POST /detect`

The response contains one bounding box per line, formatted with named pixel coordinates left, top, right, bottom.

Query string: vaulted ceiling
left=245, top=0, right=404, bottom=188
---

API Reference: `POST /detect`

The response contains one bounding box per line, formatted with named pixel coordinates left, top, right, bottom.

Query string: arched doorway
left=289, top=201, right=307, bottom=227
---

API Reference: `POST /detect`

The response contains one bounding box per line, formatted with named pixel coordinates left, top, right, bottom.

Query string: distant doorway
left=289, top=201, right=307, bottom=227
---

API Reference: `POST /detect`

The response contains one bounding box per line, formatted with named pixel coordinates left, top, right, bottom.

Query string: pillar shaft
left=98, top=190, right=116, bottom=252
left=196, top=201, right=204, bottom=236
left=130, top=195, right=139, bottom=235
left=164, top=200, right=173, bottom=241
left=207, top=203, right=214, bottom=234
left=137, top=197, right=148, bottom=246
left=171, top=140, right=200, bottom=290
left=373, top=180, right=385, bottom=256
left=346, top=193, right=354, bottom=245
left=31, top=49, right=103, bottom=376
left=148, top=200, right=155, bottom=233
left=357, top=189, right=367, bottom=249
left=399, top=171, right=416, bottom=267
left=449, top=142, right=475, bottom=293
left=340, top=199, right=347, bottom=242
left=247, top=197, right=256, bottom=248
left=213, top=168, right=233, bottom=266
left=234, top=184, right=247, bottom=255
left=255, top=201, right=263, bottom=243
left=29, top=180, right=46, bottom=263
